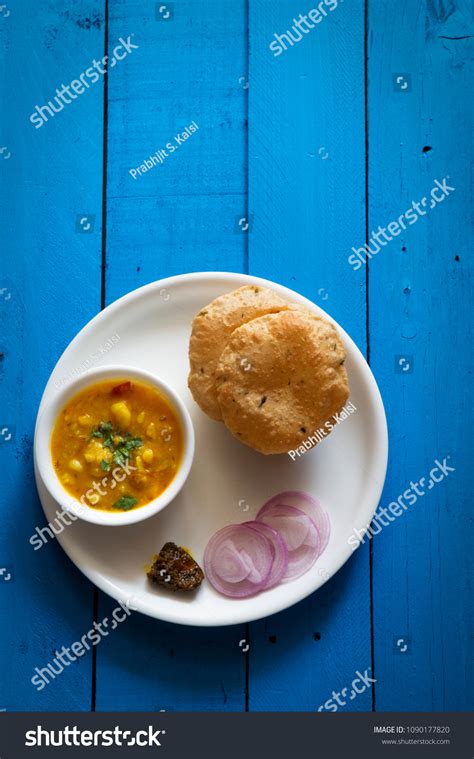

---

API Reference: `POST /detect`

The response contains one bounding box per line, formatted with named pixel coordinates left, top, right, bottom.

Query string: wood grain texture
left=247, top=0, right=373, bottom=711
left=0, top=1, right=105, bottom=709
left=368, top=0, right=473, bottom=710
left=104, top=0, right=249, bottom=305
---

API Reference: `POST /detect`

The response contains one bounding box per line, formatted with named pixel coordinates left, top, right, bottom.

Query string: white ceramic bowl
left=34, top=365, right=195, bottom=526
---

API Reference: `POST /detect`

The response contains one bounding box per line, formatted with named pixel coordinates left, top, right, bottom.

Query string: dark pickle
left=147, top=542, right=204, bottom=592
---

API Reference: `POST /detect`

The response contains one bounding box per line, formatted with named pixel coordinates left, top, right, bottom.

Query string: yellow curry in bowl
left=51, top=379, right=183, bottom=512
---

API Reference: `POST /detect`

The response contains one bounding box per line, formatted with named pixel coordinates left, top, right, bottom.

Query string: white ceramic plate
left=34, top=272, right=388, bottom=627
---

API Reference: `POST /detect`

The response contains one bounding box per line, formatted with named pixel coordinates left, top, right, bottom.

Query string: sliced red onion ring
left=242, top=521, right=289, bottom=589
left=216, top=541, right=258, bottom=584
left=204, top=491, right=330, bottom=597
left=259, top=490, right=331, bottom=555
left=255, top=503, right=321, bottom=581
left=204, top=524, right=275, bottom=598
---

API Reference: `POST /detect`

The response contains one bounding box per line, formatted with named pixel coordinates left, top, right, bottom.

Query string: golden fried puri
left=214, top=310, right=349, bottom=454
left=188, top=285, right=291, bottom=420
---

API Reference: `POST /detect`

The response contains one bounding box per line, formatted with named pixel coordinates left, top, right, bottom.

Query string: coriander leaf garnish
left=112, top=495, right=138, bottom=511
left=112, top=449, right=126, bottom=466
left=112, top=437, right=143, bottom=467
left=89, top=421, right=142, bottom=465
left=99, top=421, right=113, bottom=433
left=100, top=460, right=111, bottom=472
left=90, top=420, right=114, bottom=440
left=125, top=437, right=143, bottom=451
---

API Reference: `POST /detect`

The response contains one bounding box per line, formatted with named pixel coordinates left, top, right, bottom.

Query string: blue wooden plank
left=368, top=0, right=473, bottom=710
left=0, top=2, right=104, bottom=709
left=247, top=0, right=372, bottom=711
left=104, top=0, right=248, bottom=305
left=95, top=0, right=248, bottom=711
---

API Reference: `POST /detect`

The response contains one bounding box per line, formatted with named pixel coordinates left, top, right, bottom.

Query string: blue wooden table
left=1, top=0, right=472, bottom=713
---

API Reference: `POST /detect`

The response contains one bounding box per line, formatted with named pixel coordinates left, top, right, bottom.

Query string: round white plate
left=34, top=272, right=388, bottom=627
